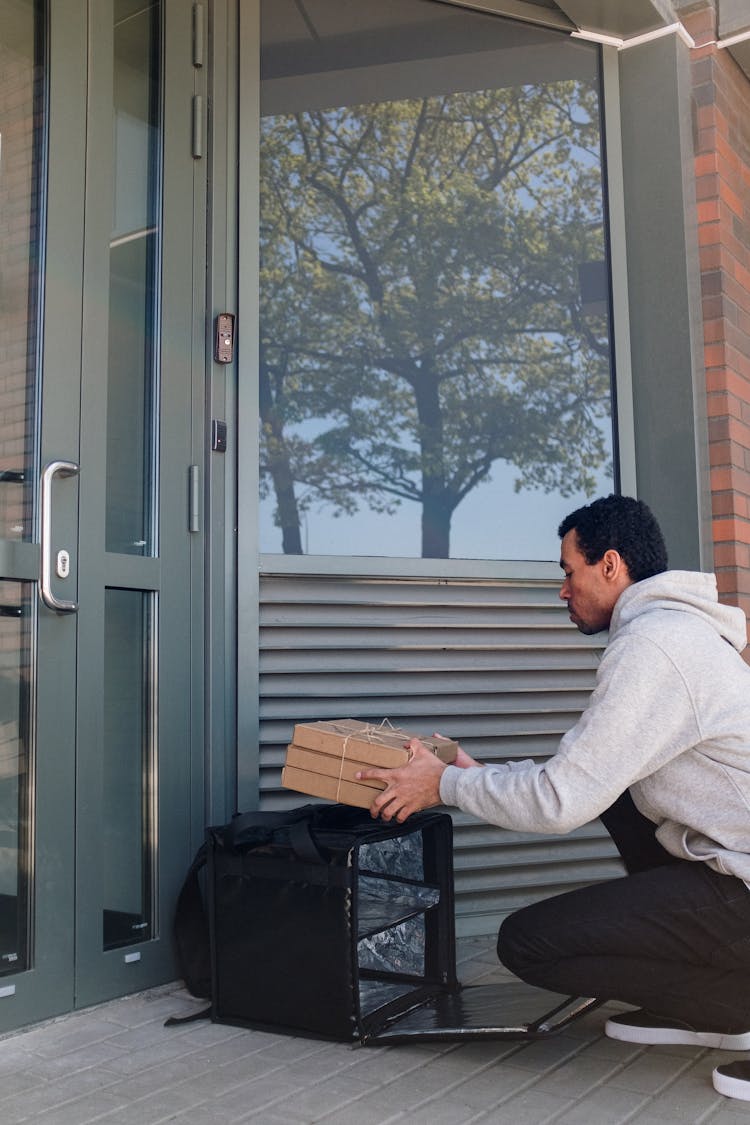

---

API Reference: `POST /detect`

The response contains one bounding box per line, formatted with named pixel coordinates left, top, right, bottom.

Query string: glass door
left=0, top=0, right=78, bottom=1027
left=0, top=0, right=204, bottom=1029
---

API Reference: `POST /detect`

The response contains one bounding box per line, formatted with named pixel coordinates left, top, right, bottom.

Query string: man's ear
left=601, top=549, right=624, bottom=580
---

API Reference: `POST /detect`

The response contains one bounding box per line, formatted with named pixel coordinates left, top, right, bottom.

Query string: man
left=357, top=494, right=750, bottom=1102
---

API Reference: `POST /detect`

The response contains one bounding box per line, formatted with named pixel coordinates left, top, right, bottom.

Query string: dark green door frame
left=0, top=0, right=206, bottom=1032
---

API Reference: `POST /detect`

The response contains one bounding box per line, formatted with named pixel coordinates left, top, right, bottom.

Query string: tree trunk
left=268, top=447, right=303, bottom=555
left=259, top=359, right=303, bottom=554
left=412, top=363, right=451, bottom=558
left=421, top=492, right=452, bottom=558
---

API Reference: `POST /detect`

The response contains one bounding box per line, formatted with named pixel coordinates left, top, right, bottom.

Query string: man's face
left=559, top=529, right=621, bottom=635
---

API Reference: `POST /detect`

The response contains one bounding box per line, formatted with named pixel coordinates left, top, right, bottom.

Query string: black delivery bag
left=206, top=804, right=458, bottom=1042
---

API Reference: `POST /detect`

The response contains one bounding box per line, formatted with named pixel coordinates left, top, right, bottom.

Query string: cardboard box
left=285, top=743, right=387, bottom=789
left=282, top=720, right=458, bottom=809
left=290, top=719, right=457, bottom=770
left=281, top=764, right=380, bottom=810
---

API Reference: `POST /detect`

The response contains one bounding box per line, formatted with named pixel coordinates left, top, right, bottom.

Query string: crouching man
left=357, top=494, right=750, bottom=1102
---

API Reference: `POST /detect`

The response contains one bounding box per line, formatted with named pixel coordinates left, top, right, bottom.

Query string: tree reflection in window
left=259, top=80, right=614, bottom=559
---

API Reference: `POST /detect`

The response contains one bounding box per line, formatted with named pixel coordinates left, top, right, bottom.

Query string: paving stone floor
left=2, top=937, right=750, bottom=1124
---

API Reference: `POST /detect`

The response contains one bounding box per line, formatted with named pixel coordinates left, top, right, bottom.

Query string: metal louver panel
left=258, top=574, right=624, bottom=936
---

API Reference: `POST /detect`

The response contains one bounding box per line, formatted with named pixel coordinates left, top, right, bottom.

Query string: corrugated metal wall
left=258, top=573, right=625, bottom=936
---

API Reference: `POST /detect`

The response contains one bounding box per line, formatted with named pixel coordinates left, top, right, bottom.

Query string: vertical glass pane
left=259, top=0, right=615, bottom=561
left=102, top=588, right=154, bottom=950
left=0, top=0, right=44, bottom=542
left=106, top=1, right=161, bottom=556
left=0, top=582, right=33, bottom=974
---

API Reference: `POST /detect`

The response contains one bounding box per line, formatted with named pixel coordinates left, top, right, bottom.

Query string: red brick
left=703, top=294, right=729, bottom=321
left=717, top=135, right=742, bottom=173
left=727, top=569, right=750, bottom=597
left=708, top=439, right=737, bottom=467
left=705, top=369, right=750, bottom=398
left=711, top=465, right=750, bottom=494
left=716, top=131, right=741, bottom=166
left=706, top=393, right=731, bottom=417
left=683, top=7, right=716, bottom=41
left=698, top=244, right=725, bottom=272
left=703, top=318, right=726, bottom=343
left=698, top=125, right=719, bottom=154
left=714, top=542, right=750, bottom=568
left=696, top=173, right=719, bottom=202
left=698, top=221, right=721, bottom=248
left=732, top=413, right=750, bottom=440
left=710, top=415, right=750, bottom=446
left=698, top=199, right=721, bottom=224
left=712, top=518, right=750, bottom=545
left=721, top=232, right=750, bottom=271
left=725, top=345, right=750, bottom=380
left=695, top=152, right=718, bottom=177
left=704, top=342, right=726, bottom=368
left=723, top=273, right=750, bottom=312
left=712, top=492, right=750, bottom=520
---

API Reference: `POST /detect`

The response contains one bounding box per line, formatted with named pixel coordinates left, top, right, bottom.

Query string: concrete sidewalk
left=1, top=937, right=749, bottom=1125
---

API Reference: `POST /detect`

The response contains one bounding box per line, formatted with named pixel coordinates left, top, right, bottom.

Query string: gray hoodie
left=439, top=571, right=750, bottom=882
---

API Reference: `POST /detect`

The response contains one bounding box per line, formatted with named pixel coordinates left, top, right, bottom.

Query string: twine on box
left=332, top=719, right=398, bottom=802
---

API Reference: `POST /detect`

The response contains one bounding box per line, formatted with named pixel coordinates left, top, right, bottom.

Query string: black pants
left=497, top=791, right=750, bottom=1033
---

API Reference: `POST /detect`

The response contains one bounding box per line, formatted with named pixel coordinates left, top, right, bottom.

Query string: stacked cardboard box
left=281, top=719, right=458, bottom=810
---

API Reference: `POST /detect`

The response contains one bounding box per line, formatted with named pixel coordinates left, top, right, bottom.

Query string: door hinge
left=192, top=95, right=203, bottom=158
left=193, top=4, right=205, bottom=68
left=188, top=465, right=201, bottom=533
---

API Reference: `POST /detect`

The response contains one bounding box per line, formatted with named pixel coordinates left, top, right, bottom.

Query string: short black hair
left=558, top=494, right=668, bottom=582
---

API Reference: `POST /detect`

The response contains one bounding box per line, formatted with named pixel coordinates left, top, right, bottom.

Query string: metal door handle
left=40, top=460, right=79, bottom=613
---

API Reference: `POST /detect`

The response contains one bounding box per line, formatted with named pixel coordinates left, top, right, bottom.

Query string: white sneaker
left=604, top=1009, right=750, bottom=1050
left=713, top=1061, right=750, bottom=1100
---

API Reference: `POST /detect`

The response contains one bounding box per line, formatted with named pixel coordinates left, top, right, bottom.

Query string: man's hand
left=454, top=744, right=481, bottom=769
left=357, top=739, right=447, bottom=822
left=432, top=732, right=481, bottom=770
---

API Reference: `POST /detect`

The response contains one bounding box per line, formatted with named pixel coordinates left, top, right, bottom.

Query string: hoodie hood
left=610, top=570, right=748, bottom=653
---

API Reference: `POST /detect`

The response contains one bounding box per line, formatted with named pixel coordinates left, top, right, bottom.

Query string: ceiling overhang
left=554, top=0, right=678, bottom=39
left=717, top=0, right=750, bottom=79
left=443, top=0, right=750, bottom=80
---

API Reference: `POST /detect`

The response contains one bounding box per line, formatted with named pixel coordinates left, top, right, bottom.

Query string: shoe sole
left=713, top=1068, right=750, bottom=1101
left=604, top=1018, right=750, bottom=1051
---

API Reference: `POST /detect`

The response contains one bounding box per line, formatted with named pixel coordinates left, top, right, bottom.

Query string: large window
left=259, top=0, right=615, bottom=561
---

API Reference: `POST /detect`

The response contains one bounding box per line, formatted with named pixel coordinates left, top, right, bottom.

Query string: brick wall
left=683, top=3, right=750, bottom=623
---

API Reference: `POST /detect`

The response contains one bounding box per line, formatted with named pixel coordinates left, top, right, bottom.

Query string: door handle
left=40, top=460, right=79, bottom=613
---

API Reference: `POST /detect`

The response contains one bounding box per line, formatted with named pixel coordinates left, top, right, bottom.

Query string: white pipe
left=717, top=27, right=750, bottom=50
left=570, top=29, right=625, bottom=48
left=619, top=23, right=695, bottom=50
left=572, top=21, right=697, bottom=51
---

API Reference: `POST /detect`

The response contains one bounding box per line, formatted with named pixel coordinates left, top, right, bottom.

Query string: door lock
left=56, top=549, right=71, bottom=579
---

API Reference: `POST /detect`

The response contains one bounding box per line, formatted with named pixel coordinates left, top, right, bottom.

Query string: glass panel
left=0, top=0, right=44, bottom=542
left=0, top=582, right=33, bottom=974
left=102, top=588, right=154, bottom=950
left=106, top=0, right=161, bottom=556
left=259, top=0, right=615, bottom=561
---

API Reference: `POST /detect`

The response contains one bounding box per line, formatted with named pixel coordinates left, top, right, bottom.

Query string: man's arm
left=438, top=635, right=698, bottom=834
left=363, top=634, right=698, bottom=833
